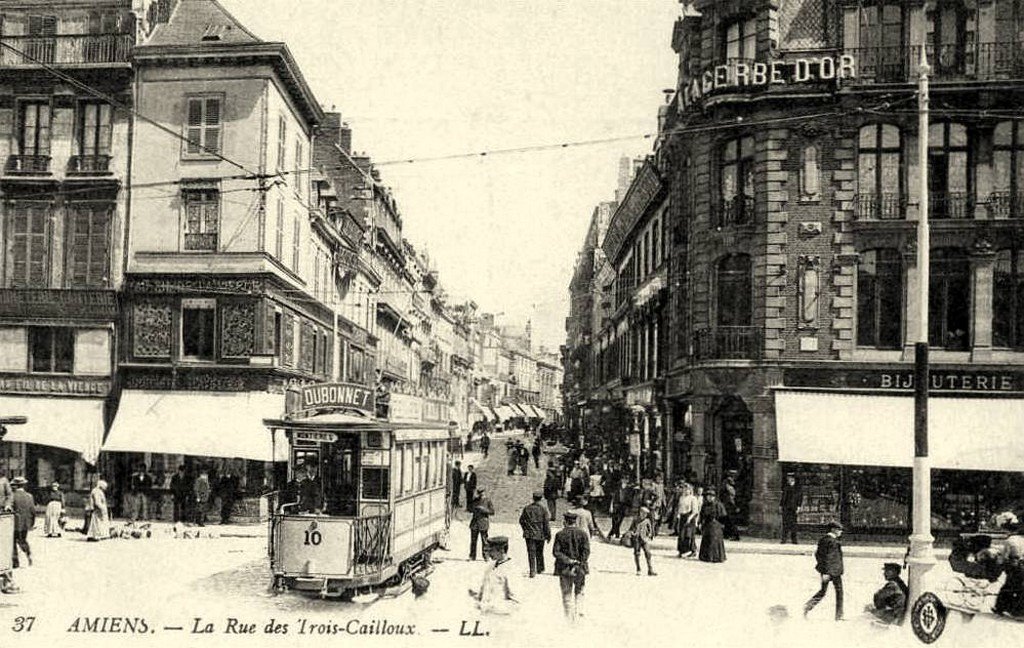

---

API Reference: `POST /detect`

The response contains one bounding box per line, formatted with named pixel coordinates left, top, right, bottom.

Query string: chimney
left=339, top=122, right=352, bottom=155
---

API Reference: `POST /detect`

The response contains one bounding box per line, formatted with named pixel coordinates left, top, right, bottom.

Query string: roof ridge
left=207, top=0, right=262, bottom=42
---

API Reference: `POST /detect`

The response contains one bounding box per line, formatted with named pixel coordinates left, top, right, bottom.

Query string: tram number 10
left=304, top=529, right=323, bottom=546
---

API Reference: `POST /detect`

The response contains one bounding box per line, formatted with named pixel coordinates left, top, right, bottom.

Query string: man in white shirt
left=468, top=536, right=520, bottom=615
left=568, top=497, right=605, bottom=541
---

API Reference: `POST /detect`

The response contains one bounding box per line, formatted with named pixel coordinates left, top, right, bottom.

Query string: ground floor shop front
left=665, top=364, right=1024, bottom=537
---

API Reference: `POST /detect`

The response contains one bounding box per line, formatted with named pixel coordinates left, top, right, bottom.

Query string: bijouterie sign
left=681, top=55, right=857, bottom=109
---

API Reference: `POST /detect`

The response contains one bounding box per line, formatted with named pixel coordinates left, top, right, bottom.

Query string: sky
left=221, top=0, right=681, bottom=352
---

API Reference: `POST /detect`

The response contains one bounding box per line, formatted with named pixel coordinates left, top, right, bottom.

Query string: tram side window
left=402, top=444, right=414, bottom=494
left=425, top=442, right=433, bottom=487
left=362, top=467, right=389, bottom=500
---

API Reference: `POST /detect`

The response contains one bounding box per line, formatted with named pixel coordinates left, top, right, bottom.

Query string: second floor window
left=719, top=136, right=755, bottom=225
left=182, top=188, right=219, bottom=251
left=78, top=102, right=113, bottom=158
left=716, top=253, right=752, bottom=327
left=66, top=204, right=112, bottom=288
left=928, top=122, right=971, bottom=219
left=26, top=15, right=57, bottom=63
left=6, top=203, right=50, bottom=288
left=857, top=124, right=903, bottom=219
left=929, top=247, right=970, bottom=350
left=857, top=248, right=903, bottom=349
left=18, top=101, right=51, bottom=158
left=723, top=17, right=756, bottom=60
left=185, top=96, right=222, bottom=156
left=994, top=249, right=1024, bottom=349
left=275, top=198, right=285, bottom=259
left=992, top=120, right=1024, bottom=217
left=182, top=300, right=216, bottom=360
left=29, top=327, right=74, bottom=373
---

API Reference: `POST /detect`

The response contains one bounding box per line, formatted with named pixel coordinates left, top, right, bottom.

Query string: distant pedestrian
left=128, top=464, right=152, bottom=522
left=464, top=465, right=478, bottom=512
left=722, top=473, right=740, bottom=541
left=803, top=521, right=845, bottom=621
left=543, top=467, right=561, bottom=521
left=218, top=469, right=238, bottom=524
left=10, top=478, right=34, bottom=567
left=780, top=473, right=803, bottom=545
left=676, top=483, right=699, bottom=558
left=170, top=465, right=190, bottom=523
left=451, top=461, right=464, bottom=508
left=43, top=482, right=65, bottom=537
left=632, top=506, right=657, bottom=576
left=87, top=479, right=110, bottom=542
left=698, top=487, right=727, bottom=563
left=468, top=536, right=519, bottom=615
left=469, top=487, right=494, bottom=560
left=506, top=443, right=517, bottom=476
left=194, top=470, right=211, bottom=526
left=553, top=511, right=590, bottom=622
left=480, top=433, right=491, bottom=459
left=519, top=491, right=551, bottom=577
left=568, top=497, right=605, bottom=541
left=531, top=440, right=541, bottom=469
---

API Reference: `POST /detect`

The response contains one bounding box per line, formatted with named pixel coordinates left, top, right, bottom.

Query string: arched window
left=993, top=249, right=1024, bottom=348
left=857, top=249, right=903, bottom=349
left=716, top=254, right=752, bottom=327
left=857, top=124, right=903, bottom=219
left=929, top=248, right=970, bottom=350
left=928, top=122, right=972, bottom=219
left=991, top=121, right=1024, bottom=218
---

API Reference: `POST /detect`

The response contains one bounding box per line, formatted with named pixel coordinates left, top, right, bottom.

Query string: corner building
left=663, top=0, right=1024, bottom=536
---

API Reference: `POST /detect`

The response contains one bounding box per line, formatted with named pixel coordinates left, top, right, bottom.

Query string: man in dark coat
left=780, top=473, right=803, bottom=544
left=463, top=465, right=478, bottom=512
left=531, top=440, right=542, bottom=469
left=10, top=477, right=34, bottom=567
left=480, top=433, right=490, bottom=459
left=170, top=465, right=190, bottom=523
left=295, top=460, right=322, bottom=514
left=867, top=562, right=908, bottom=624
left=721, top=474, right=740, bottom=541
left=553, top=510, right=590, bottom=621
left=543, top=467, right=561, bottom=521
left=218, top=469, right=239, bottom=524
left=519, top=491, right=551, bottom=577
left=804, top=521, right=845, bottom=620
left=506, top=442, right=517, bottom=476
left=469, top=487, right=494, bottom=560
left=128, top=464, right=153, bottom=521
left=450, top=461, right=463, bottom=508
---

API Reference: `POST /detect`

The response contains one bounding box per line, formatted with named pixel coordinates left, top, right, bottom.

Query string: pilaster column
left=970, top=240, right=996, bottom=362
left=903, top=242, right=921, bottom=362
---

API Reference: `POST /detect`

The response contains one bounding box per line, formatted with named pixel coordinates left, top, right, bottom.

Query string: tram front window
left=323, top=436, right=359, bottom=516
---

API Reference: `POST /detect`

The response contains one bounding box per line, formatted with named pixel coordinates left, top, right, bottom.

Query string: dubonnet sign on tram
left=298, top=382, right=375, bottom=416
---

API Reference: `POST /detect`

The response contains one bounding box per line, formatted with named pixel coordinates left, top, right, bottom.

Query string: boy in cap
left=553, top=511, right=590, bottom=622
left=468, top=536, right=519, bottom=615
left=804, top=521, right=845, bottom=620
left=632, top=506, right=657, bottom=576
left=867, top=562, right=908, bottom=624
left=519, top=491, right=551, bottom=577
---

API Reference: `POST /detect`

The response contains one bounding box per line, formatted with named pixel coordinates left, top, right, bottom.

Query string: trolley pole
left=907, top=45, right=936, bottom=606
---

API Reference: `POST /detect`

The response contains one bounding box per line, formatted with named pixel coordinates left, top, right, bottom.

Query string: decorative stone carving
left=300, top=323, right=315, bottom=373
left=133, top=301, right=172, bottom=358
left=221, top=302, right=256, bottom=358
left=281, top=313, right=295, bottom=367
left=798, top=221, right=823, bottom=237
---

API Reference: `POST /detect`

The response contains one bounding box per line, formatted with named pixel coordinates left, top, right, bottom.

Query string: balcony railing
left=849, top=42, right=1024, bottom=84
left=0, top=34, right=133, bottom=66
left=854, top=192, right=905, bottom=220
left=68, top=154, right=111, bottom=175
left=693, top=326, right=761, bottom=361
left=715, top=195, right=755, bottom=227
left=986, top=191, right=1024, bottom=219
left=183, top=233, right=218, bottom=251
left=6, top=155, right=50, bottom=174
left=929, top=192, right=974, bottom=220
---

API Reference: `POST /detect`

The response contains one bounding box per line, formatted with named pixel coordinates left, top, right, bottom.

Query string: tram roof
left=263, top=411, right=450, bottom=433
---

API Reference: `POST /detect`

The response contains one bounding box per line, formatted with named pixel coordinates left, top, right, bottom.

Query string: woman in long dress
left=698, top=487, right=727, bottom=563
left=43, top=482, right=65, bottom=537
left=86, top=480, right=110, bottom=542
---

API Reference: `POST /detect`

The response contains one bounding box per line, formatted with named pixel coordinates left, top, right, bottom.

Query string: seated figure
left=866, top=562, right=909, bottom=625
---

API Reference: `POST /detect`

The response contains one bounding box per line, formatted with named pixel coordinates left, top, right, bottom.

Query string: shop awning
left=495, top=405, right=516, bottom=422
left=509, top=404, right=528, bottom=418
left=0, top=396, right=105, bottom=465
left=103, top=391, right=288, bottom=462
left=774, top=390, right=1024, bottom=472
left=485, top=406, right=500, bottom=422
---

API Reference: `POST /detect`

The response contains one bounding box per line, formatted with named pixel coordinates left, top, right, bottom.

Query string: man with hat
left=567, top=496, right=605, bottom=541
left=804, top=520, right=845, bottom=620
left=468, top=535, right=519, bottom=615
left=867, top=562, right=908, bottom=624
left=780, top=472, right=803, bottom=545
left=469, top=486, right=494, bottom=561
left=543, top=467, right=561, bottom=522
left=295, top=458, right=322, bottom=514
left=10, top=477, right=34, bottom=568
left=553, top=510, right=590, bottom=621
left=519, top=491, right=551, bottom=577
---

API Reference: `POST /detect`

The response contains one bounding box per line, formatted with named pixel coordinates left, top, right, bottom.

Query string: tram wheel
left=911, top=592, right=948, bottom=644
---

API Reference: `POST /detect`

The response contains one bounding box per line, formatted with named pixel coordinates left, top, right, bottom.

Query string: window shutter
left=10, top=209, right=28, bottom=287
left=186, top=98, right=203, bottom=154
left=203, top=192, right=219, bottom=234
left=98, top=104, right=113, bottom=155
left=204, top=98, right=221, bottom=153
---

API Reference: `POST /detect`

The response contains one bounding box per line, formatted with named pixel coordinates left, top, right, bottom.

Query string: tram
left=264, top=382, right=452, bottom=599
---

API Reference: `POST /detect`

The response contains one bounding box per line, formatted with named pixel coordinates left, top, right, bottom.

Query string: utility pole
left=908, top=44, right=936, bottom=605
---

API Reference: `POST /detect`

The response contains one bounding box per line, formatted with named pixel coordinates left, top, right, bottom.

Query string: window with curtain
left=929, top=248, right=970, bottom=350
left=719, top=137, right=755, bottom=225
left=991, top=120, right=1024, bottom=218
left=18, top=101, right=51, bottom=157
left=77, top=102, right=113, bottom=158
left=994, top=249, right=1024, bottom=348
left=857, top=124, right=903, bottom=219
left=723, top=17, right=757, bottom=61
left=182, top=188, right=219, bottom=251
left=857, top=249, right=903, bottom=349
left=716, top=254, right=752, bottom=327
left=858, top=1, right=905, bottom=81
left=928, top=122, right=972, bottom=219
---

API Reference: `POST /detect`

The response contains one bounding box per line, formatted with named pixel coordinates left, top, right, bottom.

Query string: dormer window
left=201, top=25, right=227, bottom=41
left=723, top=16, right=757, bottom=62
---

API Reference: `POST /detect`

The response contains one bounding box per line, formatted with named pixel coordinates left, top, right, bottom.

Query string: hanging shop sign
left=681, top=54, right=857, bottom=110
left=298, top=382, right=375, bottom=415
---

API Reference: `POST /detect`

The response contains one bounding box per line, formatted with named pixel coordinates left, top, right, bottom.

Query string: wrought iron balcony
left=6, top=155, right=51, bottom=174
left=849, top=42, right=1024, bottom=84
left=0, top=33, right=133, bottom=66
left=693, top=326, right=761, bottom=361
left=929, top=192, right=974, bottom=220
left=183, top=233, right=218, bottom=251
left=986, top=191, right=1024, bottom=219
left=715, top=195, right=755, bottom=227
left=853, top=192, right=906, bottom=220
left=68, top=155, right=111, bottom=175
